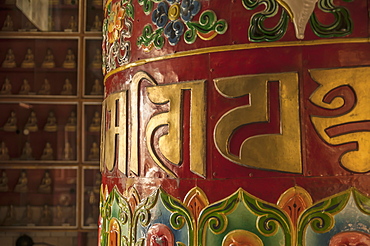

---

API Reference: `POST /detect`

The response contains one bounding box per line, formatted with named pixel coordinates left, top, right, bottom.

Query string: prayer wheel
left=100, top=0, right=370, bottom=245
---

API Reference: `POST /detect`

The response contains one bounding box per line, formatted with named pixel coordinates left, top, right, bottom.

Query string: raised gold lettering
left=214, top=72, right=302, bottom=173
left=146, top=80, right=206, bottom=178
left=310, top=67, right=370, bottom=173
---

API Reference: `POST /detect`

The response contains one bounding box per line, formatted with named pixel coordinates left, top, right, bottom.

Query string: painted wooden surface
left=101, top=0, right=370, bottom=245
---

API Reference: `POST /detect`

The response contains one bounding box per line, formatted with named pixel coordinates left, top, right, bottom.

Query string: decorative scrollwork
left=160, top=189, right=195, bottom=245
left=137, top=0, right=228, bottom=51
left=243, top=0, right=353, bottom=41
left=102, top=0, right=134, bottom=74
left=137, top=25, right=165, bottom=51
left=184, top=10, right=228, bottom=44
left=310, top=0, right=353, bottom=38
left=242, top=0, right=289, bottom=42
left=242, top=192, right=292, bottom=244
left=297, top=191, right=350, bottom=244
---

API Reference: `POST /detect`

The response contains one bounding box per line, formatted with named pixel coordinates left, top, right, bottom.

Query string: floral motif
left=152, top=0, right=199, bottom=45
left=99, top=186, right=370, bottom=246
left=138, top=0, right=227, bottom=51
left=242, top=0, right=353, bottom=42
left=102, top=0, right=134, bottom=74
left=107, top=2, right=126, bottom=43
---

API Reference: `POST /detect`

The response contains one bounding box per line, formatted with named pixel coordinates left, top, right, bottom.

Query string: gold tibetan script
left=310, top=66, right=370, bottom=173
left=101, top=72, right=156, bottom=175
left=146, top=80, right=206, bottom=178
left=213, top=72, right=302, bottom=173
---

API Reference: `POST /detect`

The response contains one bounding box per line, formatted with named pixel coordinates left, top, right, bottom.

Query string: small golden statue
left=48, top=16, right=55, bottom=31
left=91, top=48, right=102, bottom=69
left=2, top=48, right=16, bottom=68
left=2, top=14, right=13, bottom=31
left=90, top=79, right=102, bottom=95
left=61, top=78, right=73, bottom=95
left=24, top=21, right=37, bottom=31
left=93, top=172, right=101, bottom=194
left=66, top=16, right=77, bottom=32
left=64, top=0, right=78, bottom=5
left=63, top=142, right=73, bottom=160
left=20, top=141, right=34, bottom=160
left=19, top=79, right=31, bottom=95
left=89, top=111, right=101, bottom=132
left=38, top=171, right=52, bottom=193
left=85, top=190, right=96, bottom=225
left=54, top=205, right=63, bottom=225
left=62, top=49, right=76, bottom=69
left=21, top=48, right=35, bottom=68
left=38, top=78, right=51, bottom=95
left=44, top=111, right=57, bottom=132
left=0, top=171, right=9, bottom=192
left=91, top=15, right=102, bottom=31
left=14, top=170, right=28, bottom=193
left=3, top=111, right=17, bottom=132
left=0, top=141, right=10, bottom=160
left=41, top=142, right=53, bottom=160
left=65, top=111, right=77, bottom=132
left=49, top=0, right=60, bottom=6
left=2, top=205, right=15, bottom=226
left=21, top=205, right=33, bottom=225
left=41, top=49, right=55, bottom=68
left=25, top=111, right=38, bottom=132
left=88, top=142, right=99, bottom=161
left=1, top=77, right=12, bottom=95
left=92, top=0, right=102, bottom=7
left=39, top=204, right=52, bottom=226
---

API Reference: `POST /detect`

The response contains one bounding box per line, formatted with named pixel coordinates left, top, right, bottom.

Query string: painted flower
left=152, top=2, right=168, bottom=28
left=106, top=2, right=126, bottom=43
left=151, top=0, right=200, bottom=45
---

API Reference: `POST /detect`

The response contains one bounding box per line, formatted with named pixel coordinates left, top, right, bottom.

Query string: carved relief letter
left=214, top=72, right=302, bottom=173
left=310, top=67, right=370, bottom=173
left=101, top=91, right=127, bottom=173
left=146, top=80, right=206, bottom=178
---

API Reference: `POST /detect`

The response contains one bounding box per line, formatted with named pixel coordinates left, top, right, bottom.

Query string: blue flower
left=151, top=0, right=201, bottom=45
left=152, top=2, right=168, bottom=28
left=164, top=20, right=184, bottom=45
left=181, top=0, right=200, bottom=22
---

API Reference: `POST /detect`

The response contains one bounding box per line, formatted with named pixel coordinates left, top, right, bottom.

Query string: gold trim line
left=104, top=38, right=369, bottom=83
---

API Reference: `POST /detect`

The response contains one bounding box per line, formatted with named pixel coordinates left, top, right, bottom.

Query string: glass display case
left=84, top=39, right=103, bottom=97
left=82, top=167, right=100, bottom=228
left=83, top=103, right=101, bottom=163
left=0, top=102, right=78, bottom=162
left=0, top=0, right=102, bottom=244
left=0, top=167, right=77, bottom=228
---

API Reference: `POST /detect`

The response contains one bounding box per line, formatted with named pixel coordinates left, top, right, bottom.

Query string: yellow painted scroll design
left=214, top=72, right=302, bottom=173
left=146, top=80, right=206, bottom=178
left=310, top=67, right=370, bottom=173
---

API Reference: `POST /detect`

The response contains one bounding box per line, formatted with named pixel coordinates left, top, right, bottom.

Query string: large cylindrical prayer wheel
left=100, top=0, right=370, bottom=245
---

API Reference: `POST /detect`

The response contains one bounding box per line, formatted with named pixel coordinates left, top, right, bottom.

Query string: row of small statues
left=2, top=110, right=78, bottom=132
left=0, top=140, right=76, bottom=161
left=0, top=77, right=102, bottom=95
left=0, top=170, right=52, bottom=193
left=0, top=77, right=77, bottom=95
left=1, top=48, right=83, bottom=69
left=50, top=0, right=79, bottom=5
left=2, top=14, right=86, bottom=32
left=0, top=140, right=99, bottom=161
left=1, top=204, right=76, bottom=226
left=2, top=110, right=100, bottom=133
